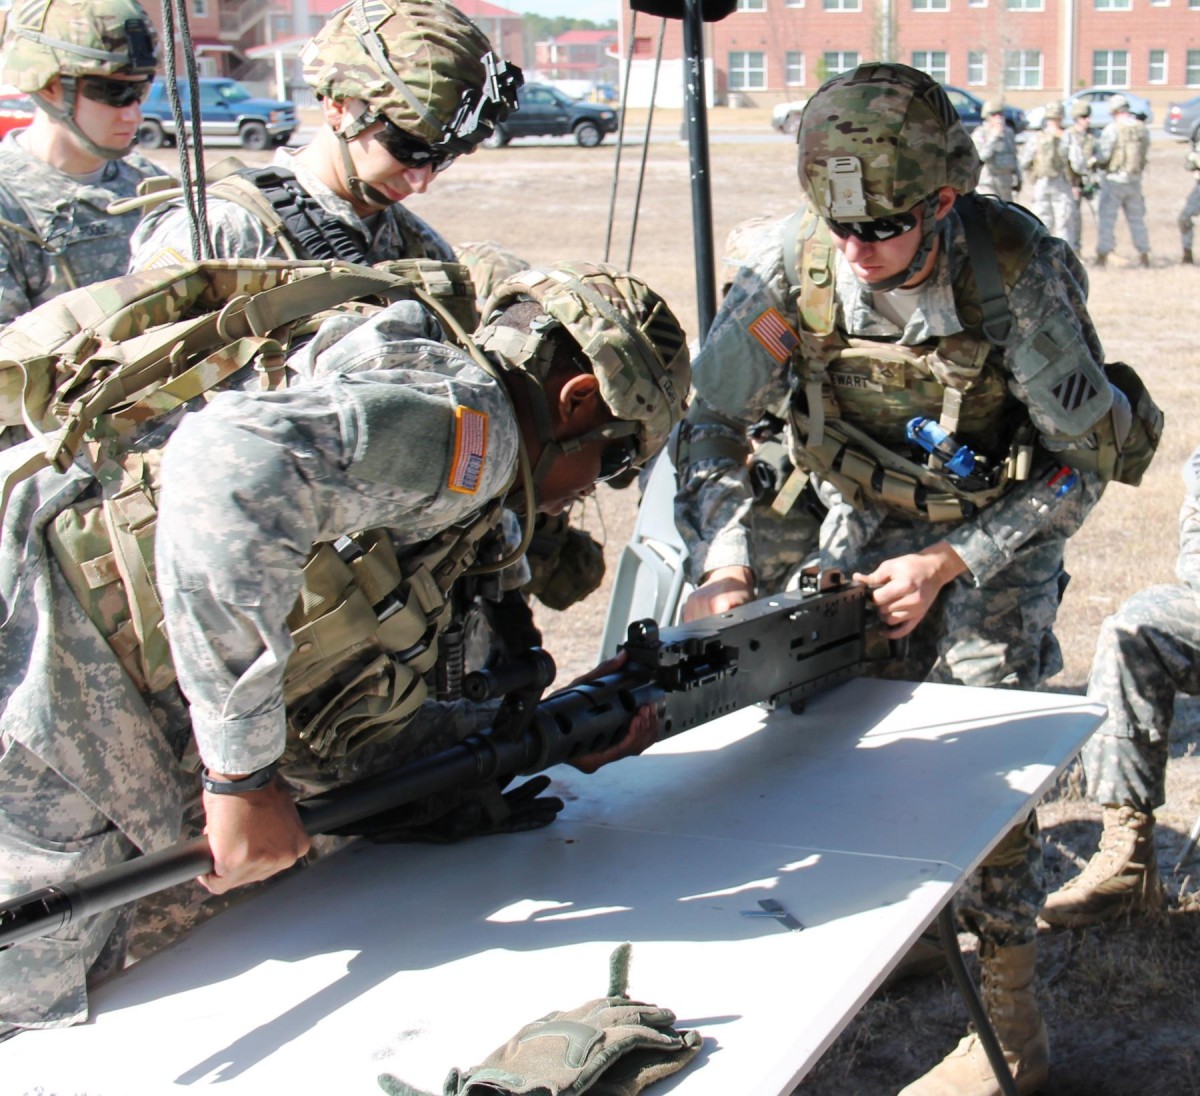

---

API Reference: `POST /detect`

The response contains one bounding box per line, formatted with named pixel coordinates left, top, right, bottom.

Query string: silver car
left=1026, top=87, right=1154, bottom=132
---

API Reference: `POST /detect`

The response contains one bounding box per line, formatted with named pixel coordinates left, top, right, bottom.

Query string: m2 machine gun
left=0, top=569, right=881, bottom=952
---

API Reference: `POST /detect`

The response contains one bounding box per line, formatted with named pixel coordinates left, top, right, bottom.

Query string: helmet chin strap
left=853, top=194, right=942, bottom=293
left=33, top=81, right=133, bottom=161
left=336, top=132, right=394, bottom=209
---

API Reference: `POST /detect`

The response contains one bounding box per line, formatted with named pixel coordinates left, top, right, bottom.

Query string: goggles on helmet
left=826, top=209, right=920, bottom=244
left=77, top=75, right=154, bottom=108
left=439, top=52, right=523, bottom=154
left=375, top=117, right=457, bottom=173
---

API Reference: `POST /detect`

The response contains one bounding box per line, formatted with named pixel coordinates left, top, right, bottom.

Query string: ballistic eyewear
left=597, top=435, right=639, bottom=483
left=77, top=75, right=154, bottom=109
left=826, top=209, right=920, bottom=244
left=375, top=118, right=457, bottom=173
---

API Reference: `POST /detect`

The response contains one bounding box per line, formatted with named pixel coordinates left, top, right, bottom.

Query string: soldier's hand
left=853, top=542, right=967, bottom=639
left=570, top=701, right=659, bottom=774
left=200, top=775, right=310, bottom=894
left=683, top=566, right=755, bottom=622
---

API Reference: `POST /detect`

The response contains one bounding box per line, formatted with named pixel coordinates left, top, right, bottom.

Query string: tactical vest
left=1107, top=123, right=1148, bottom=176
left=0, top=257, right=506, bottom=765
left=1029, top=133, right=1068, bottom=182
left=776, top=195, right=1042, bottom=522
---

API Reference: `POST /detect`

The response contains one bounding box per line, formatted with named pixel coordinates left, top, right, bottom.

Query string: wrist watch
left=201, top=761, right=278, bottom=795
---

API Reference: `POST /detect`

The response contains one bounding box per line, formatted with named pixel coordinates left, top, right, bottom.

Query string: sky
left=504, top=1, right=621, bottom=25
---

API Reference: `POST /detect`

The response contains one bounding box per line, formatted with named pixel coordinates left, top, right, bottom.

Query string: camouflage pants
left=1031, top=176, right=1076, bottom=246
left=1082, top=584, right=1200, bottom=813
left=1097, top=176, right=1150, bottom=256
left=1178, top=181, right=1200, bottom=252
left=821, top=508, right=1069, bottom=945
left=749, top=498, right=823, bottom=595
left=0, top=696, right=499, bottom=1029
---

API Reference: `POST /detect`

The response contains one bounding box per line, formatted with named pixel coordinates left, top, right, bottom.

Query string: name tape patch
left=448, top=405, right=489, bottom=494
left=748, top=307, right=800, bottom=364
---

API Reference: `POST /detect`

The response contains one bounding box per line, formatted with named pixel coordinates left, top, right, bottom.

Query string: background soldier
left=0, top=0, right=166, bottom=444
left=1021, top=101, right=1076, bottom=245
left=1176, top=137, right=1200, bottom=265
left=972, top=100, right=1020, bottom=202
left=1093, top=93, right=1152, bottom=267
left=0, top=260, right=690, bottom=1035
left=1042, top=444, right=1200, bottom=927
left=1064, top=99, right=1097, bottom=257
left=676, top=63, right=1158, bottom=1096
left=130, top=0, right=517, bottom=269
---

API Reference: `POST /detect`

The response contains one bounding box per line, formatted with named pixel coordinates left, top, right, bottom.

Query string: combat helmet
left=1044, top=101, right=1065, bottom=122
left=477, top=261, right=691, bottom=491
left=1, top=0, right=158, bottom=159
left=1108, top=94, right=1130, bottom=114
left=1071, top=100, right=1092, bottom=119
left=301, top=0, right=521, bottom=205
left=456, top=240, right=531, bottom=308
left=797, top=61, right=981, bottom=290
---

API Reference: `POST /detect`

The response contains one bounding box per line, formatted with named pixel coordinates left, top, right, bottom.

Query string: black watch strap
left=201, top=761, right=279, bottom=795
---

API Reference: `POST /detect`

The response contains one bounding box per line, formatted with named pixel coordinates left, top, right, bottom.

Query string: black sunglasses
left=826, top=209, right=920, bottom=244
left=375, top=118, right=457, bottom=174
left=77, top=76, right=154, bottom=109
left=598, top=436, right=639, bottom=483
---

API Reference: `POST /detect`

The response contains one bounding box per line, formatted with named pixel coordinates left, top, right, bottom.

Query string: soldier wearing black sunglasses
left=0, top=0, right=167, bottom=449
left=131, top=0, right=520, bottom=274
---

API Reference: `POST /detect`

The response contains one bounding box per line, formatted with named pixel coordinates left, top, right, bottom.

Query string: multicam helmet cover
left=798, top=62, right=981, bottom=222
left=1044, top=100, right=1065, bottom=121
left=479, top=261, right=691, bottom=466
left=456, top=240, right=531, bottom=308
left=1, top=0, right=157, bottom=92
left=301, top=0, right=520, bottom=154
left=1070, top=99, right=1092, bottom=119
left=1108, top=94, right=1130, bottom=114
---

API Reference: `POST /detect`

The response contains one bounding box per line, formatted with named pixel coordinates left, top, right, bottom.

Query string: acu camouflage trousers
left=1082, top=584, right=1200, bottom=813
left=1097, top=176, right=1150, bottom=256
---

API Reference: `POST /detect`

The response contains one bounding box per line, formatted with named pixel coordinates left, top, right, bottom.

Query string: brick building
left=620, top=0, right=1200, bottom=115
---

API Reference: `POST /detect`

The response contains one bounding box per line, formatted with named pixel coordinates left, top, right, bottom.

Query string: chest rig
left=778, top=194, right=1043, bottom=522
left=0, top=257, right=503, bottom=764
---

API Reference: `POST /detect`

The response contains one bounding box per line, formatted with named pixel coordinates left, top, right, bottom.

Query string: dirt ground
left=137, top=113, right=1200, bottom=1093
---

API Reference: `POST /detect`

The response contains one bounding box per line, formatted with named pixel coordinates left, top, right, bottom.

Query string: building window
left=1005, top=0, right=1042, bottom=9
left=968, top=0, right=988, bottom=6
left=1149, top=0, right=1168, bottom=6
left=1188, top=49, right=1200, bottom=84
left=1092, top=49, right=1129, bottom=86
left=913, top=0, right=950, bottom=8
left=822, top=50, right=861, bottom=75
left=271, top=13, right=290, bottom=36
left=786, top=0, right=805, bottom=6
left=823, top=0, right=862, bottom=10
left=729, top=50, right=767, bottom=90
left=737, top=0, right=766, bottom=9
left=912, top=50, right=949, bottom=82
left=1149, top=49, right=1168, bottom=83
left=1004, top=49, right=1043, bottom=87
left=785, top=51, right=805, bottom=85
left=967, top=50, right=986, bottom=85
left=1094, top=0, right=1132, bottom=8
left=194, top=0, right=208, bottom=14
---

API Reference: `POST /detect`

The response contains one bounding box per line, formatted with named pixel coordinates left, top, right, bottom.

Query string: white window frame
left=1092, top=49, right=1129, bottom=87
left=785, top=0, right=805, bottom=6
left=911, top=50, right=949, bottom=82
left=822, top=50, right=861, bottom=74
left=967, top=49, right=987, bottom=85
left=1188, top=49, right=1200, bottom=84
left=1005, top=0, right=1043, bottom=9
left=193, top=0, right=208, bottom=14
left=968, top=0, right=988, bottom=6
left=728, top=50, right=767, bottom=90
left=912, top=0, right=950, bottom=9
left=1004, top=49, right=1043, bottom=88
left=1148, top=49, right=1168, bottom=84
left=736, top=0, right=767, bottom=10
left=785, top=51, right=805, bottom=86
left=823, top=0, right=863, bottom=10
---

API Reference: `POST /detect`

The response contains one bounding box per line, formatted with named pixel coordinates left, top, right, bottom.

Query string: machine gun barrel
left=0, top=571, right=871, bottom=952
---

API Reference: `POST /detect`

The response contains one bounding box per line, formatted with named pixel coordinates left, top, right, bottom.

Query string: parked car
left=1165, top=94, right=1200, bottom=143
left=0, top=87, right=34, bottom=138
left=942, top=85, right=1028, bottom=135
left=1026, top=88, right=1154, bottom=132
left=770, top=98, right=808, bottom=135
left=482, top=83, right=618, bottom=148
left=137, top=78, right=297, bottom=151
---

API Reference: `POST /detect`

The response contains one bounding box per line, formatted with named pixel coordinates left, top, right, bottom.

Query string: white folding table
left=2, top=679, right=1104, bottom=1096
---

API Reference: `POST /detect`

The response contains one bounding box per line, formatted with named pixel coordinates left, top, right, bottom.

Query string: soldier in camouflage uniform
left=1021, top=101, right=1077, bottom=245
left=1064, top=100, right=1097, bottom=257
left=0, top=260, right=690, bottom=1034
left=1042, top=445, right=1200, bottom=927
left=1094, top=94, right=1152, bottom=268
left=0, top=0, right=166, bottom=446
left=130, top=0, right=519, bottom=270
left=1176, top=137, right=1200, bottom=264
left=676, top=63, right=1159, bottom=1096
left=972, top=100, right=1021, bottom=202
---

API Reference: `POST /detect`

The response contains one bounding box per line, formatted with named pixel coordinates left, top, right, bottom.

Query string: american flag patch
left=448, top=406, right=488, bottom=494
left=748, top=308, right=800, bottom=364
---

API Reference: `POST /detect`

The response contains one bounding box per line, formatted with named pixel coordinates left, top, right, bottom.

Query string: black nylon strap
left=955, top=193, right=1014, bottom=348
left=242, top=167, right=370, bottom=264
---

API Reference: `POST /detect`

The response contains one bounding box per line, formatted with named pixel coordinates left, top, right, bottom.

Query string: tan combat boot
left=1093, top=252, right=1107, bottom=267
left=1040, top=806, right=1164, bottom=928
left=897, top=941, right=1049, bottom=1096
left=1183, top=249, right=1194, bottom=265
left=1138, top=252, right=1150, bottom=267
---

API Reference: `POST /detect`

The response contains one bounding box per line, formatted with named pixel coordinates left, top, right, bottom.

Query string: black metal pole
left=681, top=0, right=717, bottom=340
